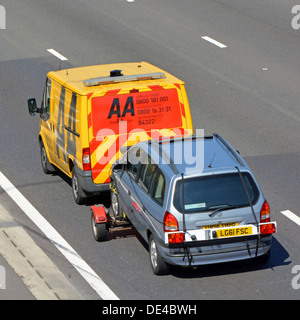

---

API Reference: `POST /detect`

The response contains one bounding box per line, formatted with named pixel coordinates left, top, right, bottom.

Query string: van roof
left=47, top=62, right=185, bottom=95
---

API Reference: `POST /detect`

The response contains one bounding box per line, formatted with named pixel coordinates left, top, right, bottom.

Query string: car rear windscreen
left=91, top=88, right=183, bottom=137
left=173, top=172, right=259, bottom=214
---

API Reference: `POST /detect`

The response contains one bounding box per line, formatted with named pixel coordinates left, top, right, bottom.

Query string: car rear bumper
left=159, top=235, right=272, bottom=267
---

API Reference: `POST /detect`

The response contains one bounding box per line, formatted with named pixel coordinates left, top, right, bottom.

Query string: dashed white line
left=0, top=171, right=119, bottom=300
left=281, top=210, right=300, bottom=227
left=47, top=49, right=68, bottom=61
left=201, top=36, right=227, bottom=48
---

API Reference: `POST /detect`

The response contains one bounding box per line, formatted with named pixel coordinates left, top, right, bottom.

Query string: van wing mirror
left=27, top=98, right=40, bottom=116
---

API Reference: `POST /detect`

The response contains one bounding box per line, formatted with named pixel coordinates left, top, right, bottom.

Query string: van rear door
left=88, top=85, right=188, bottom=185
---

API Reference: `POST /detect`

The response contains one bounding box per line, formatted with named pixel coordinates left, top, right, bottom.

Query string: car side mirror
left=113, top=163, right=126, bottom=171
left=27, top=98, right=40, bottom=116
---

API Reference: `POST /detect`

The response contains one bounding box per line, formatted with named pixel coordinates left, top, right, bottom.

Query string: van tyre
left=72, top=167, right=87, bottom=204
left=149, top=235, right=170, bottom=275
left=40, top=140, right=55, bottom=174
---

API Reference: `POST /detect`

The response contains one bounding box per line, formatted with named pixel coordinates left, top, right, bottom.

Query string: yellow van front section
left=87, top=81, right=193, bottom=185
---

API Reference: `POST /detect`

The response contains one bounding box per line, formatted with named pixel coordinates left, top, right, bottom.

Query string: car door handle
left=128, top=190, right=131, bottom=196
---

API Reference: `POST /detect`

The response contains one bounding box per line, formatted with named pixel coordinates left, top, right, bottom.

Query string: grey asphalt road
left=0, top=0, right=299, bottom=300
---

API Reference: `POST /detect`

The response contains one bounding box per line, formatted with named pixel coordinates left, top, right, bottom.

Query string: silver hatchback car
left=110, top=134, right=276, bottom=275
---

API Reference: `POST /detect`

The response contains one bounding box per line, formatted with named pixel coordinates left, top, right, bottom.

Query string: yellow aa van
left=28, top=62, right=193, bottom=204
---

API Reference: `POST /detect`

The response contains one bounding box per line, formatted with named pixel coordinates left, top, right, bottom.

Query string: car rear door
left=172, top=171, right=261, bottom=231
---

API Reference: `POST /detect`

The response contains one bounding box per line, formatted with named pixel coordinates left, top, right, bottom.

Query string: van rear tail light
left=163, top=211, right=179, bottom=232
left=260, top=222, right=276, bottom=235
left=168, top=232, right=184, bottom=244
left=82, top=148, right=91, bottom=171
left=260, top=200, right=270, bottom=223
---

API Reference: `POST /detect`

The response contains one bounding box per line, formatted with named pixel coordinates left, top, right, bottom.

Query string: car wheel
left=149, top=235, right=169, bottom=275
left=72, top=167, right=86, bottom=204
left=40, top=140, right=55, bottom=174
left=110, top=189, right=121, bottom=219
left=91, top=211, right=107, bottom=242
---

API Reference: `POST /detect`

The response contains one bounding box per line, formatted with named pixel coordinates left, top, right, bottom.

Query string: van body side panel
left=50, top=81, right=66, bottom=173
left=64, top=91, right=81, bottom=171
left=46, top=81, right=81, bottom=177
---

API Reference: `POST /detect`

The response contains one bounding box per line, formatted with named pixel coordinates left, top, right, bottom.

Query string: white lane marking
left=47, top=49, right=68, bottom=61
left=281, top=210, right=300, bottom=227
left=201, top=36, right=227, bottom=48
left=126, top=0, right=134, bottom=2
left=0, top=172, right=119, bottom=300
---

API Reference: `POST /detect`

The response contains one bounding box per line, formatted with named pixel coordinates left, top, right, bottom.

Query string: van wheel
left=149, top=235, right=170, bottom=275
left=72, top=168, right=86, bottom=204
left=91, top=211, right=107, bottom=242
left=40, top=140, right=55, bottom=174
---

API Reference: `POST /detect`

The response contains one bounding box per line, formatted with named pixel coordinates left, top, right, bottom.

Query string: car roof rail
left=153, top=134, right=214, bottom=145
left=213, top=133, right=244, bottom=167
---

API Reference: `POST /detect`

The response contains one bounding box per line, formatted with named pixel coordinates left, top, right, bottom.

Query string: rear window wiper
left=208, top=205, right=240, bottom=218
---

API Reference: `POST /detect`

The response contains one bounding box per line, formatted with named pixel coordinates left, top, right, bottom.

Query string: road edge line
left=0, top=171, right=119, bottom=300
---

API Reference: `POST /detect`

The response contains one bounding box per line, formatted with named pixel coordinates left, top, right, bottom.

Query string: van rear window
left=91, top=88, right=183, bottom=136
left=173, top=173, right=259, bottom=214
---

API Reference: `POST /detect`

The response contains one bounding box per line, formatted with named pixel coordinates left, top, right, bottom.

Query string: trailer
left=91, top=204, right=132, bottom=242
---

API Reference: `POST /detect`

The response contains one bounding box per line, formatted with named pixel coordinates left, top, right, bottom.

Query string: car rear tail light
left=260, top=222, right=276, bottom=235
left=163, top=211, right=179, bottom=232
left=82, top=148, right=91, bottom=171
left=168, top=232, right=184, bottom=244
left=260, top=200, right=270, bottom=223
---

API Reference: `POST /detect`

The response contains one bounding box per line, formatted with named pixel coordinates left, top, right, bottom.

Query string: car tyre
left=91, top=211, right=107, bottom=242
left=72, top=167, right=87, bottom=204
left=110, top=189, right=122, bottom=219
left=40, top=140, right=55, bottom=174
left=149, top=235, right=169, bottom=275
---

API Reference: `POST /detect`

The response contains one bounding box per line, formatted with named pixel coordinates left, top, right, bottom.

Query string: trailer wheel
left=91, top=211, right=107, bottom=242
